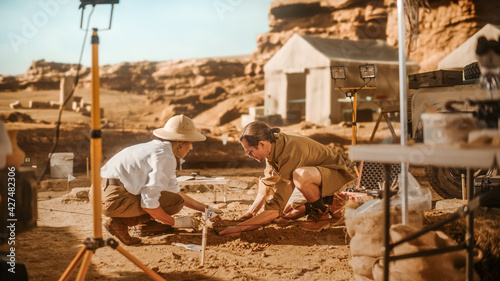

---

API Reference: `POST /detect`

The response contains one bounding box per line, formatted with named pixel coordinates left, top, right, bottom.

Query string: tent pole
left=397, top=0, right=409, bottom=226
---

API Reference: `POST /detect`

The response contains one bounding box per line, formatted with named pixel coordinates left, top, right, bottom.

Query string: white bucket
left=50, top=152, right=74, bottom=178
left=421, top=113, right=475, bottom=144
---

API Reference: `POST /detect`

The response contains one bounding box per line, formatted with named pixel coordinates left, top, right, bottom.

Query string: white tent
left=263, top=34, right=419, bottom=126
left=438, top=24, right=500, bottom=70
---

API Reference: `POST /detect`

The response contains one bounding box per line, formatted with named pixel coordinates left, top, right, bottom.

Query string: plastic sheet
left=346, top=172, right=432, bottom=218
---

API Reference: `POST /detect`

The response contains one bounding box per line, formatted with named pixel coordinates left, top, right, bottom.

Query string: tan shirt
left=259, top=132, right=354, bottom=211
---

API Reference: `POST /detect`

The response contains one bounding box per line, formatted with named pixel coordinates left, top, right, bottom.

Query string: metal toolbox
left=409, top=70, right=463, bottom=89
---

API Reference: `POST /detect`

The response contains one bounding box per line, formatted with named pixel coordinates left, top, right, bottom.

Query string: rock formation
left=245, top=0, right=500, bottom=75
left=0, top=57, right=247, bottom=94
left=2, top=1, right=500, bottom=94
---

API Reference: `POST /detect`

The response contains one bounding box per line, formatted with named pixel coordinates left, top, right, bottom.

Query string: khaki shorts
left=92, top=179, right=184, bottom=218
left=266, top=166, right=351, bottom=212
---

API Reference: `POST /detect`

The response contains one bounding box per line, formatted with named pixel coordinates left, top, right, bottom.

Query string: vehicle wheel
left=425, top=166, right=464, bottom=198
left=425, top=166, right=486, bottom=199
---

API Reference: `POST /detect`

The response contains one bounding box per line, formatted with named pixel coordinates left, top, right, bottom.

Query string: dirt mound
left=2, top=112, right=35, bottom=123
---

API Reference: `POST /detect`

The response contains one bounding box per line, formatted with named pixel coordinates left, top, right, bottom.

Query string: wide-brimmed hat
left=153, top=115, right=206, bottom=142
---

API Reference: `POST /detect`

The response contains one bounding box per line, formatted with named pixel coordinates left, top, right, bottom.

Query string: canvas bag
left=372, top=224, right=482, bottom=281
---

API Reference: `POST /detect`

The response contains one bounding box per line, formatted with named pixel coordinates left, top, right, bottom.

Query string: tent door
left=286, top=72, right=306, bottom=124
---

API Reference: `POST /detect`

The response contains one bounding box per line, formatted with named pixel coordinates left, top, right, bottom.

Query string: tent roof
left=438, top=24, right=500, bottom=70
left=298, top=34, right=418, bottom=65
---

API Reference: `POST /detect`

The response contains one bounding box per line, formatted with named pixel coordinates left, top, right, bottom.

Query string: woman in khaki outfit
left=220, top=121, right=354, bottom=235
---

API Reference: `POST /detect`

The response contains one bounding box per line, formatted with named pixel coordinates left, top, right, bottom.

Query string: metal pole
left=397, top=0, right=409, bottom=225
left=90, top=28, right=103, bottom=239
left=466, top=168, right=474, bottom=281
left=352, top=91, right=358, bottom=145
left=383, top=164, right=391, bottom=281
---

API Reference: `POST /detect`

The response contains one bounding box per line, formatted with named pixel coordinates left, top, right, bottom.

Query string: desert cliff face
left=1, top=58, right=248, bottom=94
left=2, top=1, right=500, bottom=94
left=245, top=0, right=500, bottom=75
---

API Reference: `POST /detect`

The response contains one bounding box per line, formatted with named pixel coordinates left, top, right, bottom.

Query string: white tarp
left=264, top=34, right=419, bottom=125
left=438, top=24, right=500, bottom=70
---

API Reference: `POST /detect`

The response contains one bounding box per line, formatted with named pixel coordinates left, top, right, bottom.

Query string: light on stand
left=331, top=64, right=377, bottom=177
left=80, top=0, right=119, bottom=30
left=359, top=64, right=377, bottom=79
left=330, top=65, right=347, bottom=80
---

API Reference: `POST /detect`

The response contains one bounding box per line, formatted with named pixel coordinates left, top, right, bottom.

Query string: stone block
left=69, top=187, right=90, bottom=199
left=9, top=101, right=22, bottom=109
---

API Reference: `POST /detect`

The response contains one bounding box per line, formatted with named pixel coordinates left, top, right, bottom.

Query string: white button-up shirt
left=101, top=140, right=179, bottom=209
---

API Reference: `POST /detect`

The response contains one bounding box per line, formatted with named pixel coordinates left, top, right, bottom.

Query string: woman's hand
left=238, top=212, right=254, bottom=221
left=219, top=225, right=244, bottom=237
left=220, top=210, right=279, bottom=237
left=282, top=204, right=306, bottom=220
left=282, top=203, right=293, bottom=215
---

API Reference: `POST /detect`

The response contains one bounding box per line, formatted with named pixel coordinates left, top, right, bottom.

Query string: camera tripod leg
left=107, top=238, right=164, bottom=281
left=76, top=250, right=94, bottom=280
left=59, top=246, right=87, bottom=281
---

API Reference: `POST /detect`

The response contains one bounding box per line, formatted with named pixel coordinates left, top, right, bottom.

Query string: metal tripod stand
left=58, top=27, right=165, bottom=281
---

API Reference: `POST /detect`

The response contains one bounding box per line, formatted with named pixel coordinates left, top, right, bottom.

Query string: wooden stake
left=200, top=226, right=207, bottom=266
left=86, top=157, right=90, bottom=178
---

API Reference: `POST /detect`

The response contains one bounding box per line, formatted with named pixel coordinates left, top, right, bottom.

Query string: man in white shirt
left=99, top=115, right=221, bottom=245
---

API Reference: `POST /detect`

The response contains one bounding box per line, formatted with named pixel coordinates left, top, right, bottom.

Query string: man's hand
left=173, top=216, right=194, bottom=228
left=206, top=205, right=223, bottom=214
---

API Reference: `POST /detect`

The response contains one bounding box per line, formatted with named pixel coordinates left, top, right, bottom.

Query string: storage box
left=249, top=106, right=265, bottom=117
left=409, top=70, right=463, bottom=89
left=422, top=113, right=474, bottom=144
left=342, top=109, right=373, bottom=122
left=50, top=152, right=74, bottom=178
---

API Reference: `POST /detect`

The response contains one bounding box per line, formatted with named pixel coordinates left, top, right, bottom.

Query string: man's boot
left=132, top=220, right=173, bottom=237
left=104, top=214, right=152, bottom=245
left=300, top=208, right=331, bottom=232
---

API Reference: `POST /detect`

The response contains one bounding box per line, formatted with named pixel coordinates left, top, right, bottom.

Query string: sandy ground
left=2, top=90, right=499, bottom=280
left=4, top=167, right=498, bottom=281
left=6, top=171, right=355, bottom=281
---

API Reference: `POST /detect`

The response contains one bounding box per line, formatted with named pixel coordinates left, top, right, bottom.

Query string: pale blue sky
left=0, top=0, right=273, bottom=75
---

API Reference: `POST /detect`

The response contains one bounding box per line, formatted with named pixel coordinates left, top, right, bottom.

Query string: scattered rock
left=9, top=101, right=23, bottom=109
left=435, top=199, right=467, bottom=212
left=5, top=112, right=35, bottom=123
left=69, top=187, right=90, bottom=199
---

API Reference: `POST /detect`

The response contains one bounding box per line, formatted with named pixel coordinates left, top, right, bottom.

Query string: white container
left=249, top=106, right=265, bottom=117
left=468, top=129, right=500, bottom=143
left=421, top=113, right=475, bottom=144
left=0, top=121, right=12, bottom=169
left=50, top=152, right=74, bottom=178
left=241, top=114, right=256, bottom=128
